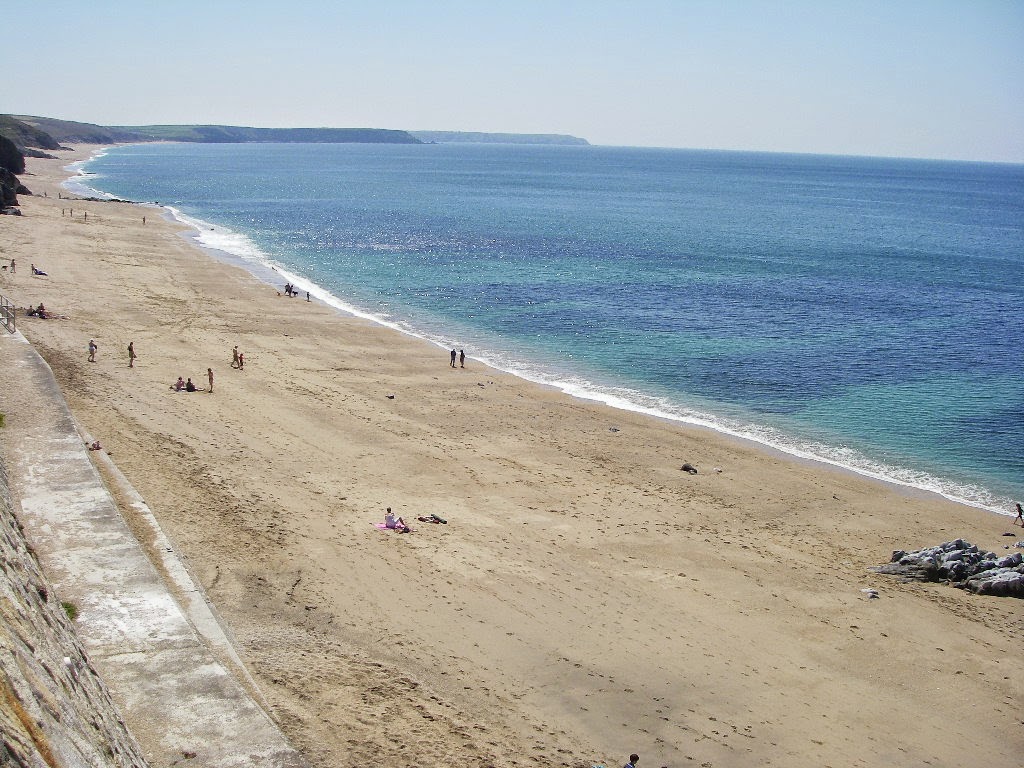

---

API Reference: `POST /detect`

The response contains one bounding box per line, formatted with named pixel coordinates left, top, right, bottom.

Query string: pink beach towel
left=373, top=523, right=412, bottom=532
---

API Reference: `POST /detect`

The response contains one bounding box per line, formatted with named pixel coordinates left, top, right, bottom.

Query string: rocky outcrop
left=0, top=460, right=150, bottom=767
left=872, top=539, right=1024, bottom=598
left=1, top=168, right=25, bottom=209
left=0, top=136, right=30, bottom=210
left=0, top=135, right=25, bottom=174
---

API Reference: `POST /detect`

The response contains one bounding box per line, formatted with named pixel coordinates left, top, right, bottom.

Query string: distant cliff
left=411, top=131, right=589, bottom=146
left=5, top=115, right=135, bottom=146
left=5, top=116, right=422, bottom=146
left=107, top=125, right=422, bottom=144
left=1, top=115, right=591, bottom=152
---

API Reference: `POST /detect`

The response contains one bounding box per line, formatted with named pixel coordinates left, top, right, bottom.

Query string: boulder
left=0, top=168, right=21, bottom=206
left=873, top=539, right=1024, bottom=598
left=0, top=134, right=25, bottom=173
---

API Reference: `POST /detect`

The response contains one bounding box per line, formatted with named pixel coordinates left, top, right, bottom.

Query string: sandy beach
left=1, top=147, right=1021, bottom=767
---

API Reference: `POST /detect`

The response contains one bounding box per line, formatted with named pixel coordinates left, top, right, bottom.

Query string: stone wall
left=0, top=458, right=150, bottom=767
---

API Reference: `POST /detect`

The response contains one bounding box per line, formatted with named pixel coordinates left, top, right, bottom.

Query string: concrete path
left=0, top=330, right=307, bottom=768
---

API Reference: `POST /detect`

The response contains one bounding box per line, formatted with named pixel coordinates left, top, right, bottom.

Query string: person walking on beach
left=9, top=259, right=14, bottom=273
left=128, top=341, right=137, bottom=368
left=1014, top=502, right=1023, bottom=527
left=450, top=348, right=457, bottom=368
left=231, top=345, right=240, bottom=369
left=459, top=349, right=465, bottom=368
left=207, top=367, right=214, bottom=393
left=88, top=339, right=98, bottom=363
left=238, top=351, right=245, bottom=370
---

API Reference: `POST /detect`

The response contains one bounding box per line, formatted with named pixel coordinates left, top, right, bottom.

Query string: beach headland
left=1, top=146, right=1021, bottom=767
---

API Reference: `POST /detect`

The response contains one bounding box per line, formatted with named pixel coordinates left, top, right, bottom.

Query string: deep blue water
left=71, top=143, right=1024, bottom=514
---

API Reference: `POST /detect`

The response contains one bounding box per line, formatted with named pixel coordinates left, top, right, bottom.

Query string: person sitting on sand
left=384, top=507, right=410, bottom=532
left=185, top=377, right=197, bottom=392
left=172, top=376, right=185, bottom=392
left=88, top=440, right=102, bottom=451
left=31, top=264, right=47, bottom=276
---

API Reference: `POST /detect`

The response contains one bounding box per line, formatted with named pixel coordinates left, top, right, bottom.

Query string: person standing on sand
left=459, top=349, right=465, bottom=368
left=9, top=259, right=14, bottom=273
left=624, top=754, right=639, bottom=768
left=238, top=352, right=245, bottom=370
left=1014, top=502, right=1023, bottom=526
left=88, top=339, right=98, bottom=363
left=128, top=341, right=137, bottom=368
left=450, top=348, right=457, bottom=367
left=208, top=367, right=214, bottom=393
left=231, top=345, right=240, bottom=368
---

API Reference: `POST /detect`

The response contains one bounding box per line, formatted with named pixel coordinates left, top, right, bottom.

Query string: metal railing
left=1, top=295, right=15, bottom=333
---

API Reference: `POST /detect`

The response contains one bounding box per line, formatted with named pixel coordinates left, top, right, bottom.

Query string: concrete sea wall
left=0, top=458, right=149, bottom=767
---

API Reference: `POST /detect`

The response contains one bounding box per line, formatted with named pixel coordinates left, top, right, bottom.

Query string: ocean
left=69, top=143, right=1024, bottom=515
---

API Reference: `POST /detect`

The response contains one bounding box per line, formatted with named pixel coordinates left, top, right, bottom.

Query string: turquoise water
left=71, top=143, right=1024, bottom=514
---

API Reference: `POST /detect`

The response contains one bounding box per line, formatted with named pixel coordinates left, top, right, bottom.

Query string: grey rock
left=872, top=539, right=1024, bottom=598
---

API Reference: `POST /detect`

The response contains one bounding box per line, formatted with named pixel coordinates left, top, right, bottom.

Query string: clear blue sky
left=7, top=0, right=1023, bottom=161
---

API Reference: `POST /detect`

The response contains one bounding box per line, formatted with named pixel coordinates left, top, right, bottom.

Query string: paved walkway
left=0, top=330, right=306, bottom=768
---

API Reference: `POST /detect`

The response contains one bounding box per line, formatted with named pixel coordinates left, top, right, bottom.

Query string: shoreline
left=68, top=144, right=1016, bottom=517
left=5, top=146, right=1022, bottom=767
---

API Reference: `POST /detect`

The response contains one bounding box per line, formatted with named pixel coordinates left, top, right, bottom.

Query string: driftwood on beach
left=872, top=539, right=1024, bottom=597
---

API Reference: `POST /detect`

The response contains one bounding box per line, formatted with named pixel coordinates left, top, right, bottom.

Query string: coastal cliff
left=411, top=130, right=589, bottom=145
left=1, top=115, right=592, bottom=151
left=5, top=116, right=422, bottom=145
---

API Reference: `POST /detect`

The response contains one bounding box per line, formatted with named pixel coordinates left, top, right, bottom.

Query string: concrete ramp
left=0, top=330, right=307, bottom=768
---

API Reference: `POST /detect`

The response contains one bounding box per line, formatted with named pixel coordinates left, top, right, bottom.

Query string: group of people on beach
left=170, top=373, right=213, bottom=393
left=450, top=348, right=466, bottom=368
left=282, top=282, right=309, bottom=301
left=78, top=337, right=221, bottom=394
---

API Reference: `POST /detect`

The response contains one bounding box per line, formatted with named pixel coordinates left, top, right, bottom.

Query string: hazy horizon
left=9, top=1, right=1023, bottom=163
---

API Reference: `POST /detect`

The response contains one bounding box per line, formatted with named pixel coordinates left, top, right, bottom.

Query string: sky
left=5, top=0, right=1023, bottom=162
